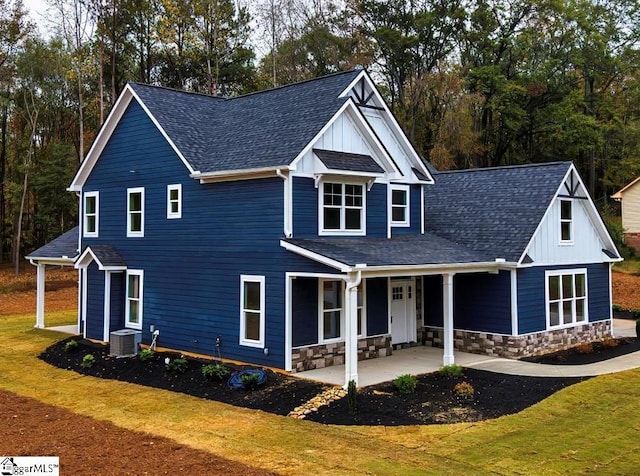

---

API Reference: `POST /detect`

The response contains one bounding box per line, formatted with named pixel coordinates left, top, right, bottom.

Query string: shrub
left=64, top=340, right=78, bottom=353
left=239, top=371, right=261, bottom=390
left=81, top=354, right=95, bottom=368
left=601, top=337, right=619, bottom=349
left=576, top=342, right=593, bottom=354
left=202, top=363, right=230, bottom=381
left=394, top=374, right=417, bottom=395
left=454, top=381, right=475, bottom=400
left=439, top=364, right=464, bottom=378
left=165, top=356, right=188, bottom=374
left=347, top=379, right=358, bottom=413
left=138, top=349, right=155, bottom=362
left=612, top=304, right=625, bottom=312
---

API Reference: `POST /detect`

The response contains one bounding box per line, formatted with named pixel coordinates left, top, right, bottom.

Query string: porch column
left=344, top=274, right=360, bottom=387
left=442, top=272, right=455, bottom=365
left=35, top=263, right=45, bottom=329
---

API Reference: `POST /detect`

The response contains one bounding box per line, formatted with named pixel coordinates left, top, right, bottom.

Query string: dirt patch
left=612, top=271, right=640, bottom=310
left=0, top=389, right=276, bottom=476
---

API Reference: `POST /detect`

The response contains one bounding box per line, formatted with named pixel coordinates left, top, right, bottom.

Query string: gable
left=617, top=179, right=640, bottom=232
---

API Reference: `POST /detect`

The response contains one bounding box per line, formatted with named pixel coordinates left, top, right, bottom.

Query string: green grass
left=614, top=257, right=640, bottom=275
left=2, top=310, right=640, bottom=474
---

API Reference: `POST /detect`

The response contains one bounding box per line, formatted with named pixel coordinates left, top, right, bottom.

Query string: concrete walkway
left=298, top=319, right=640, bottom=387
left=45, top=325, right=79, bottom=335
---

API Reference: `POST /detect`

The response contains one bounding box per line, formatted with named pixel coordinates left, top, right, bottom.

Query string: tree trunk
left=14, top=167, right=28, bottom=276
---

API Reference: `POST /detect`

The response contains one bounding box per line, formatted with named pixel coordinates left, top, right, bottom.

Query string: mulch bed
left=521, top=337, right=640, bottom=365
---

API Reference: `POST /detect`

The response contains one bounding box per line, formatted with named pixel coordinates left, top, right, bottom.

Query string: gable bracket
left=314, top=174, right=322, bottom=189
left=367, top=178, right=375, bottom=191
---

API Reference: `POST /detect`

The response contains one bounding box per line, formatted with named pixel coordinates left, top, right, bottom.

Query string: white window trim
left=239, top=275, right=266, bottom=348
left=545, top=268, right=588, bottom=330
left=125, top=269, right=143, bottom=330
left=167, top=184, right=182, bottom=219
left=83, top=191, right=99, bottom=238
left=389, top=184, right=410, bottom=227
left=318, top=181, right=366, bottom=236
left=127, top=187, right=145, bottom=237
left=319, top=279, right=345, bottom=343
left=559, top=199, right=573, bottom=245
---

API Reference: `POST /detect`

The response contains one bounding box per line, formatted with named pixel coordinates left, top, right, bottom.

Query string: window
left=546, top=270, right=587, bottom=329
left=167, top=184, right=182, bottom=219
left=320, top=182, right=365, bottom=234
left=83, top=191, right=99, bottom=237
left=126, top=270, right=143, bottom=329
left=560, top=199, right=572, bottom=243
left=390, top=185, right=410, bottom=226
left=240, top=275, right=265, bottom=347
left=127, top=187, right=145, bottom=237
left=320, top=280, right=365, bottom=340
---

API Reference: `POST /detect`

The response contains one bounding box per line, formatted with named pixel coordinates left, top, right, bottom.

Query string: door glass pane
left=562, top=275, right=573, bottom=298
left=323, top=310, right=341, bottom=339
left=549, top=276, right=560, bottom=301
left=345, top=208, right=361, bottom=229
left=562, top=301, right=573, bottom=324
left=323, top=208, right=340, bottom=229
left=392, top=286, right=403, bottom=300
left=244, top=281, right=261, bottom=311
left=575, top=274, right=585, bottom=297
left=245, top=311, right=260, bottom=340
left=549, top=302, right=560, bottom=326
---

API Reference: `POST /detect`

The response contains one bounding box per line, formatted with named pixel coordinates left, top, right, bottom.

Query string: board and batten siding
left=621, top=181, right=640, bottom=233
left=527, top=197, right=606, bottom=263
left=361, top=109, right=415, bottom=178
left=517, top=263, right=610, bottom=334
left=81, top=100, right=334, bottom=369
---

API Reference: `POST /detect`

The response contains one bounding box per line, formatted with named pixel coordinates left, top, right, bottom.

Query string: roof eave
left=192, top=166, right=287, bottom=183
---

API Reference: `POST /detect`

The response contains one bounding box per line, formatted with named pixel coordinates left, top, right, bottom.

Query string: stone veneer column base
left=291, top=336, right=392, bottom=373
left=422, top=320, right=612, bottom=359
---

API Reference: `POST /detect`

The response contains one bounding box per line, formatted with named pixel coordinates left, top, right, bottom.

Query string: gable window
left=240, top=275, right=265, bottom=347
left=390, top=184, right=410, bottom=227
left=546, top=269, right=587, bottom=329
left=125, top=270, right=143, bottom=329
left=83, top=191, right=99, bottom=237
left=127, top=187, right=145, bottom=237
left=167, top=184, right=182, bottom=219
left=320, top=182, right=365, bottom=235
left=560, top=199, right=572, bottom=243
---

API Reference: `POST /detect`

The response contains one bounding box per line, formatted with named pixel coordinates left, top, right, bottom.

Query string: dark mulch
left=521, top=337, right=640, bottom=365
left=40, top=337, right=594, bottom=425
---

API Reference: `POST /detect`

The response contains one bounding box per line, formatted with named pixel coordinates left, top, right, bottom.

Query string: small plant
left=394, top=374, right=417, bottom=395
left=165, top=356, right=189, bottom=374
left=454, top=381, right=475, bottom=400
left=138, top=349, right=155, bottom=362
left=202, top=363, right=230, bottom=381
left=239, top=371, right=262, bottom=390
left=576, top=342, right=593, bottom=354
left=601, top=337, right=619, bottom=349
left=64, top=340, right=79, bottom=353
left=439, top=364, right=464, bottom=378
left=81, top=354, right=95, bottom=368
left=347, top=379, right=358, bottom=413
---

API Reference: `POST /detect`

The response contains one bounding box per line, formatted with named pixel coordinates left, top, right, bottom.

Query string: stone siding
left=291, top=335, right=392, bottom=373
left=422, top=320, right=612, bottom=358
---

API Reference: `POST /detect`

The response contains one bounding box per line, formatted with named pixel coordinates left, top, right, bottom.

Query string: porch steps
left=288, top=386, right=346, bottom=419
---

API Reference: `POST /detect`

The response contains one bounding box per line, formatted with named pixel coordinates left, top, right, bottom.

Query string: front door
left=390, top=279, right=415, bottom=344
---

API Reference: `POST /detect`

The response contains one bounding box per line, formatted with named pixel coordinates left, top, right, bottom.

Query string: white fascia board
left=340, top=71, right=434, bottom=184
left=358, top=261, right=515, bottom=279
left=280, top=240, right=352, bottom=272
left=26, top=257, right=77, bottom=266
left=192, top=166, right=284, bottom=183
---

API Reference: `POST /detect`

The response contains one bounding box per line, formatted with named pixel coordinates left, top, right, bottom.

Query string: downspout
left=276, top=169, right=292, bottom=238
left=344, top=269, right=362, bottom=387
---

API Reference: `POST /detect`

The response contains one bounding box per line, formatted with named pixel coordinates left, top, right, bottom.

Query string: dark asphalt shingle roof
left=129, top=70, right=361, bottom=174
left=26, top=227, right=79, bottom=261
left=314, top=149, right=384, bottom=174
left=87, top=245, right=127, bottom=268
left=425, top=162, right=572, bottom=262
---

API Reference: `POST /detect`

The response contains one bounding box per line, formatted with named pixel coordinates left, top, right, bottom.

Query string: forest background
left=1, top=0, right=639, bottom=268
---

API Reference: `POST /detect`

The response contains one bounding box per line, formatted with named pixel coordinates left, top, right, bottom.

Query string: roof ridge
left=128, top=82, right=226, bottom=100
left=435, top=161, right=571, bottom=175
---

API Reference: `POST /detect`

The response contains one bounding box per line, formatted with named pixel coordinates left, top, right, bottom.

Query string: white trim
left=612, top=175, right=640, bottom=198
left=83, top=191, right=99, bottom=237
left=389, top=184, right=410, bottom=228
left=280, top=241, right=352, bottom=272
left=276, top=169, right=292, bottom=238
left=127, top=187, right=145, bottom=237
left=35, top=263, right=45, bottom=329
left=166, top=184, right=182, bottom=219
left=318, top=180, right=367, bottom=236
left=103, top=271, right=111, bottom=341
left=285, top=273, right=293, bottom=371
left=420, top=185, right=425, bottom=234
left=239, top=274, right=266, bottom=348
left=81, top=267, right=88, bottom=339
left=545, top=268, right=588, bottom=330
left=318, top=278, right=345, bottom=344
left=125, top=269, right=144, bottom=330
left=510, top=269, right=518, bottom=335
left=193, top=166, right=282, bottom=183
left=75, top=247, right=126, bottom=271
left=442, top=273, right=455, bottom=365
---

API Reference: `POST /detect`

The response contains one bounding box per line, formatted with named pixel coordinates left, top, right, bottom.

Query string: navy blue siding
left=86, top=262, right=104, bottom=340
left=109, top=272, right=124, bottom=332
left=453, top=271, right=511, bottom=334
left=423, top=275, right=443, bottom=327
left=391, top=184, right=422, bottom=236
left=365, top=184, right=387, bottom=238
left=292, top=278, right=318, bottom=346
left=366, top=277, right=388, bottom=335
left=518, top=263, right=611, bottom=334
left=82, top=100, right=336, bottom=368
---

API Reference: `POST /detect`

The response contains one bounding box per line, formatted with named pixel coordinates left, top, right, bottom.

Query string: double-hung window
left=240, top=275, right=265, bottom=347
left=125, top=270, right=143, bottom=329
left=320, top=182, right=365, bottom=234
left=546, top=269, right=587, bottom=329
left=83, top=191, right=99, bottom=237
left=167, top=184, right=182, bottom=219
left=560, top=199, right=572, bottom=243
left=127, top=187, right=145, bottom=237
left=321, top=280, right=343, bottom=341
left=390, top=184, right=410, bottom=227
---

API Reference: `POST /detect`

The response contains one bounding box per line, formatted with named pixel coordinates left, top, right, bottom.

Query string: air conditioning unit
left=109, top=329, right=142, bottom=357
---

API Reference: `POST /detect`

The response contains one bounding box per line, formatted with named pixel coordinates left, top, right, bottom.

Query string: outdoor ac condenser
left=109, top=329, right=142, bottom=357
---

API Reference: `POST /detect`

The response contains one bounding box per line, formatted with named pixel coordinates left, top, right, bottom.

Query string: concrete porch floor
left=297, top=319, right=640, bottom=387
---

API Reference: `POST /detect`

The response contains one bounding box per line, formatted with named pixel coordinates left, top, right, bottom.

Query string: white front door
left=390, top=279, right=415, bottom=344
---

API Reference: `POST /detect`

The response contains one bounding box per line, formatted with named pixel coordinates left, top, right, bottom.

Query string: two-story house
left=28, top=69, right=621, bottom=386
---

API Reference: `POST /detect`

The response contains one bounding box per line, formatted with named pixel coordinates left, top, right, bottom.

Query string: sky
left=22, top=0, right=53, bottom=38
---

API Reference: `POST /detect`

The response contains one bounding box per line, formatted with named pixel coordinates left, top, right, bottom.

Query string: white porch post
left=443, top=272, right=455, bottom=366
left=344, top=272, right=361, bottom=387
left=35, top=263, right=45, bottom=329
